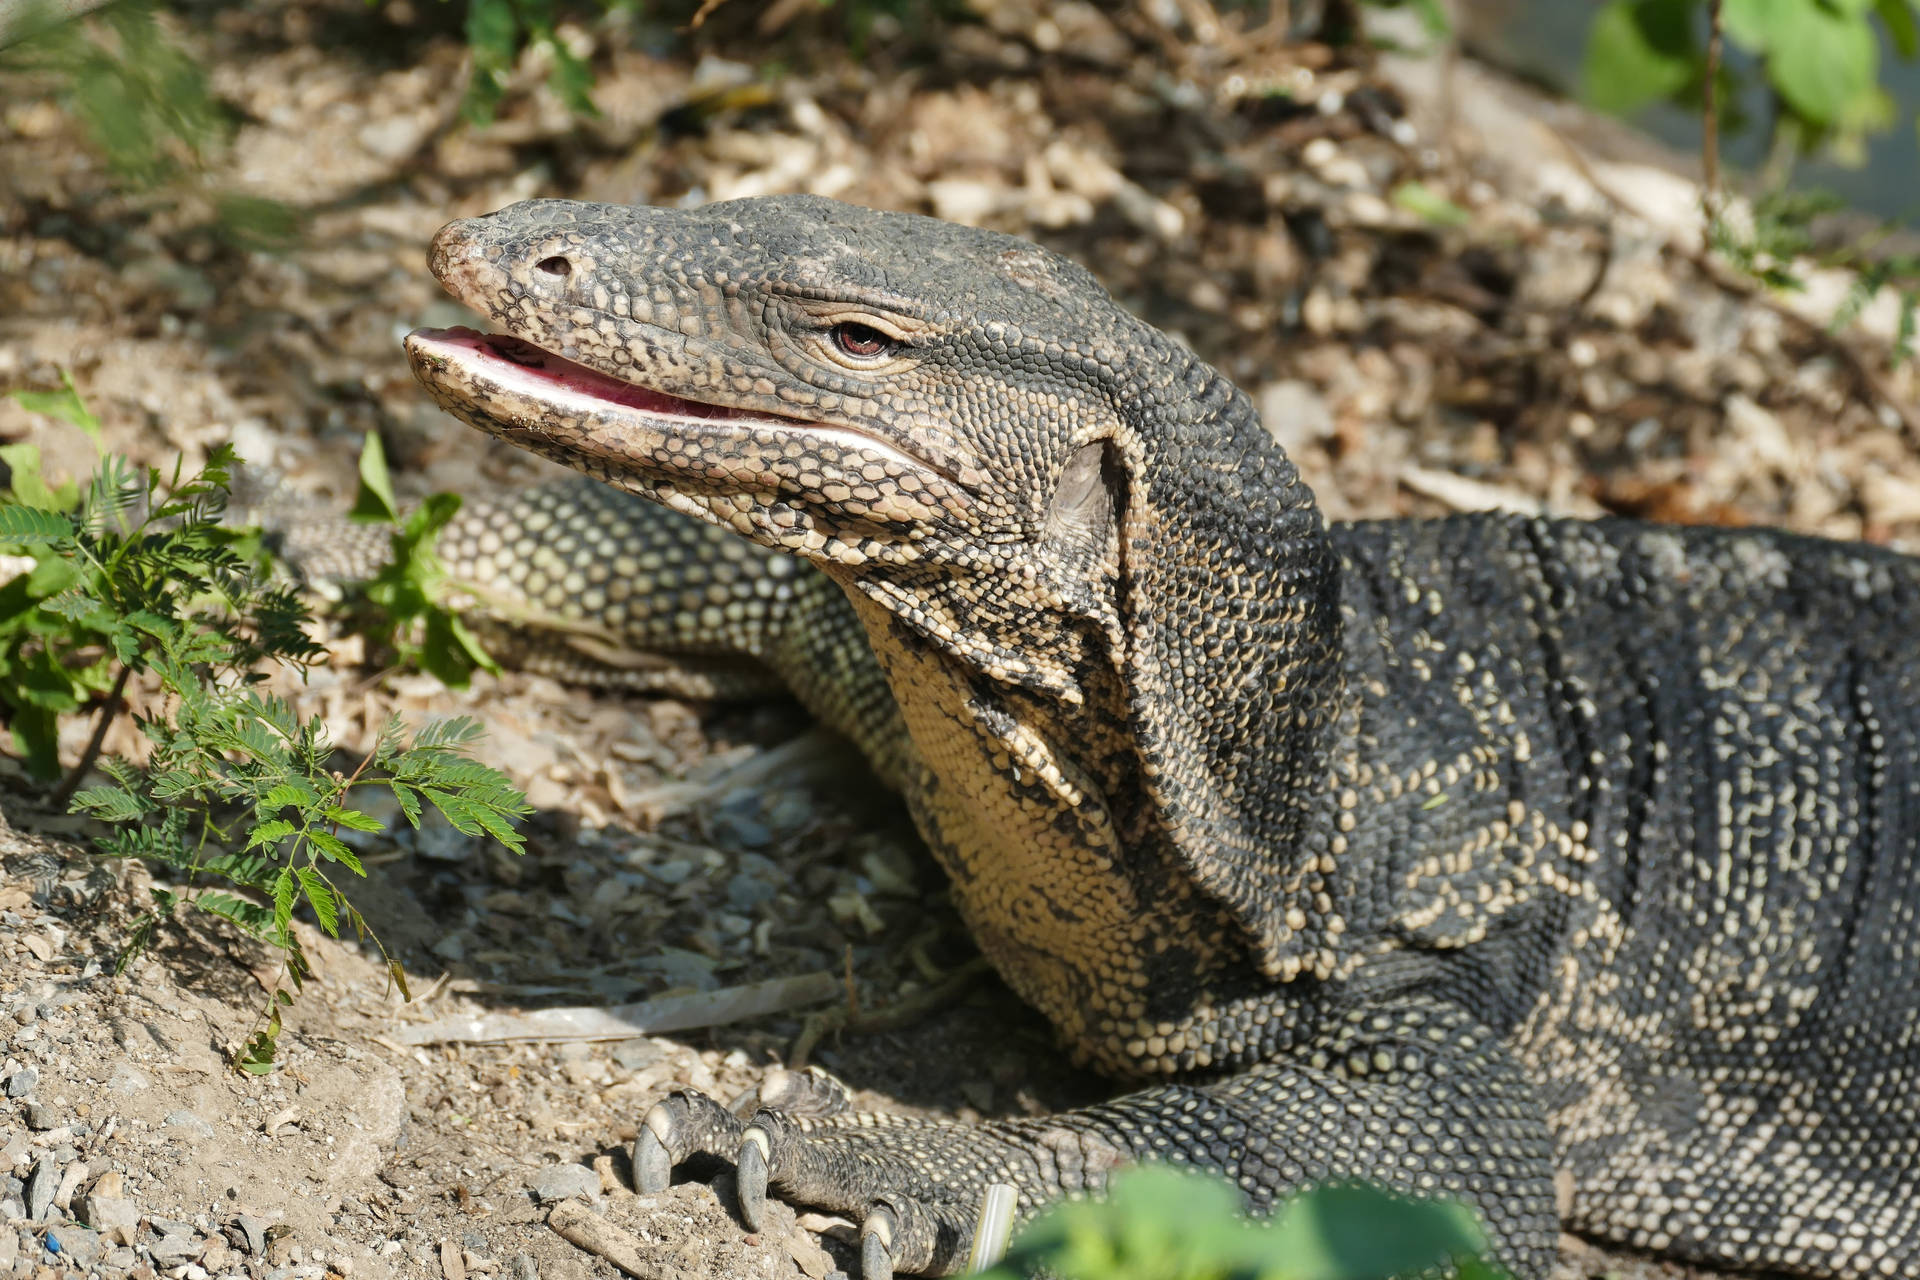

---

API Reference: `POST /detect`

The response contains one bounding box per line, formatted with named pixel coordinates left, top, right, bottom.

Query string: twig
left=684, top=0, right=729, bottom=31
left=49, top=662, right=131, bottom=809
left=1542, top=122, right=1920, bottom=443
left=1701, top=0, right=1723, bottom=213
left=393, top=970, right=841, bottom=1045
left=548, top=1201, right=649, bottom=1277
left=788, top=958, right=991, bottom=1068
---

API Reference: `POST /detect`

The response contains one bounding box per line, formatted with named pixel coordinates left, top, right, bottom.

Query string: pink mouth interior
left=412, top=326, right=760, bottom=421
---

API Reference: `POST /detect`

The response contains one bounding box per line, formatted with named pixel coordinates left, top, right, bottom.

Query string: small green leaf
left=1582, top=0, right=1697, bottom=115
left=296, top=867, right=338, bottom=935
left=70, top=785, right=149, bottom=822
left=349, top=432, right=401, bottom=524
left=8, top=370, right=102, bottom=442
left=1876, top=0, right=1919, bottom=58
left=1767, top=0, right=1880, bottom=127
left=246, top=819, right=298, bottom=850
left=1391, top=181, right=1470, bottom=228
left=325, top=805, right=384, bottom=833
left=0, top=505, right=73, bottom=542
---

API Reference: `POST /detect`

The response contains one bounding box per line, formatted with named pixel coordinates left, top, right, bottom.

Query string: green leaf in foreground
left=983, top=1166, right=1504, bottom=1280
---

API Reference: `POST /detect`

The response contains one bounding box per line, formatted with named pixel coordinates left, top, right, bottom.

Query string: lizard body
left=394, top=196, right=1920, bottom=1278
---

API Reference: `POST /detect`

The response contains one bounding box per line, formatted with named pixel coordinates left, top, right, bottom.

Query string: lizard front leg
left=633, top=996, right=1560, bottom=1278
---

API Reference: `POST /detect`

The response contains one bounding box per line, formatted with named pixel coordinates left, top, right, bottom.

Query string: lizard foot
left=632, top=1065, right=1120, bottom=1277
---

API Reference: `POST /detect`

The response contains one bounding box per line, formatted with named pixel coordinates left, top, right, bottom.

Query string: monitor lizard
left=391, top=195, right=1920, bottom=1279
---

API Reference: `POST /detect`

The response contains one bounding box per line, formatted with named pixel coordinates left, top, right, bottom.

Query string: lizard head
left=405, top=196, right=1139, bottom=616
left=408, top=197, right=1348, bottom=981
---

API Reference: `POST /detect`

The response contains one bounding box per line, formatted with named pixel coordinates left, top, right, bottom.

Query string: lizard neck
left=833, top=332, right=1353, bottom=1073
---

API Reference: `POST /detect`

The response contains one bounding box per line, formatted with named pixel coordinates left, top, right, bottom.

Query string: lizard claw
left=633, top=1104, right=675, bottom=1193
left=629, top=1090, right=747, bottom=1195
left=737, top=1125, right=770, bottom=1232
left=859, top=1205, right=898, bottom=1280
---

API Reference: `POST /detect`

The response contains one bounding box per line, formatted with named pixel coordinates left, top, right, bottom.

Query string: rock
left=45, top=1223, right=99, bottom=1269
left=150, top=1230, right=202, bottom=1266
left=22, top=1104, right=56, bottom=1132
left=506, top=1254, right=537, bottom=1280
left=609, top=1040, right=665, bottom=1072
left=103, top=1245, right=138, bottom=1269
left=0, top=1227, right=13, bottom=1269
left=23, top=1155, right=56, bottom=1221
left=106, top=1065, right=152, bottom=1097
left=80, top=1193, right=140, bottom=1244
left=0, top=1196, right=23, bottom=1223
left=2, top=1068, right=36, bottom=1100
left=230, top=1213, right=269, bottom=1256
left=163, top=1110, right=216, bottom=1141
left=526, top=1163, right=599, bottom=1204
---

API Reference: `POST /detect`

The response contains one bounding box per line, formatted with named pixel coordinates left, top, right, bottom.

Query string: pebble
left=45, top=1223, right=99, bottom=1269
left=1, top=1070, right=35, bottom=1100
left=163, top=1110, right=217, bottom=1140
left=150, top=1230, right=202, bottom=1266
left=231, top=1213, right=269, bottom=1256
left=526, top=1163, right=598, bottom=1204
left=81, top=1193, right=140, bottom=1244
left=609, top=1040, right=665, bottom=1072
left=22, top=1156, right=55, bottom=1221
left=21, top=1105, right=56, bottom=1133
left=506, top=1254, right=537, bottom=1280
left=0, top=1231, right=13, bottom=1270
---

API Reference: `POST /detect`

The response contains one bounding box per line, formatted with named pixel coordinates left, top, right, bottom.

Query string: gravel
left=527, top=1163, right=601, bottom=1204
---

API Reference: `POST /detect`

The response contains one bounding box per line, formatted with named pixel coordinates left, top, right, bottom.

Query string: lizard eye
left=832, top=322, right=892, bottom=359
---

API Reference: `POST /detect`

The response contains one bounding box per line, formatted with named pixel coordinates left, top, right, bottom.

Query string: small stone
left=103, top=1245, right=137, bottom=1269
left=162, top=1111, right=216, bottom=1141
left=23, top=1156, right=56, bottom=1221
left=525, top=1163, right=598, bottom=1204
left=45, top=1225, right=98, bottom=1269
left=22, top=1106, right=55, bottom=1133
left=2, top=1070, right=36, bottom=1100
left=230, top=1214, right=268, bottom=1256
left=80, top=1193, right=139, bottom=1245
left=506, top=1254, right=537, bottom=1280
left=609, top=1040, right=664, bottom=1072
left=438, top=1239, right=464, bottom=1280
left=150, top=1231, right=201, bottom=1266
left=0, top=1229, right=14, bottom=1270
left=0, top=1196, right=23, bottom=1222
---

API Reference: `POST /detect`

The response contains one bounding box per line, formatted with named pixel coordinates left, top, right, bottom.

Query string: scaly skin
left=398, top=196, right=1920, bottom=1279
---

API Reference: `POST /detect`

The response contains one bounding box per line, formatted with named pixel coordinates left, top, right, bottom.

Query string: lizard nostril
left=535, top=256, right=572, bottom=278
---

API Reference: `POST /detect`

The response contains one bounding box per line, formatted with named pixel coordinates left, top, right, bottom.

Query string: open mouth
left=404, top=326, right=808, bottom=428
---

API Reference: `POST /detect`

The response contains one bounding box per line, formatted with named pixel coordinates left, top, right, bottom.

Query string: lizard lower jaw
left=402, top=326, right=965, bottom=530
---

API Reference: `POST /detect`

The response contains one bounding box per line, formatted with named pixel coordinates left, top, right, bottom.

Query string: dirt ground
left=1, top=1, right=1916, bottom=1279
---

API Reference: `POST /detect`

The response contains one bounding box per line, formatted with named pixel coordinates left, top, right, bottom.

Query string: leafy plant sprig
left=346, top=432, right=502, bottom=689
left=0, top=412, right=531, bottom=1071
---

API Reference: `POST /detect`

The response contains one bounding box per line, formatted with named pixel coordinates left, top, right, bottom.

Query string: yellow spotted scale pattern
left=374, top=195, right=1918, bottom=1278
